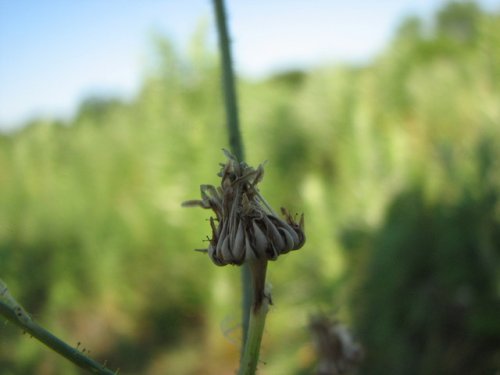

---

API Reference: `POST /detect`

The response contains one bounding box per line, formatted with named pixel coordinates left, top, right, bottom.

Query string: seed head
left=183, top=149, right=305, bottom=266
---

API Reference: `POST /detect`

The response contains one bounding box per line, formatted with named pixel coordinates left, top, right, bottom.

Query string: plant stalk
left=0, top=300, right=116, bottom=374
left=212, top=0, right=244, bottom=161
left=238, top=259, right=270, bottom=375
left=211, top=0, right=252, bottom=350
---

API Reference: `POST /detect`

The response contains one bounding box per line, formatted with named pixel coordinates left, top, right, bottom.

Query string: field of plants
left=1, top=2, right=499, bottom=374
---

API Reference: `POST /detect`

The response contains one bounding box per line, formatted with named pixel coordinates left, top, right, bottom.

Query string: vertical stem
left=240, top=264, right=252, bottom=349
left=238, top=259, right=270, bottom=375
left=238, top=305, right=269, bottom=375
left=212, top=0, right=252, bottom=350
left=212, top=0, right=244, bottom=161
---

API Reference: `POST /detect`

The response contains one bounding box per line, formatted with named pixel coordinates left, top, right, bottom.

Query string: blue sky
left=0, top=0, right=498, bottom=129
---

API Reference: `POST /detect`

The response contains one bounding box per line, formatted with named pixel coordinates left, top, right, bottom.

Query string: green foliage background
left=1, top=3, right=499, bottom=374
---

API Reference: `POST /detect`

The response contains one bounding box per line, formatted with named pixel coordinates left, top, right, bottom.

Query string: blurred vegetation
left=1, top=2, right=499, bottom=374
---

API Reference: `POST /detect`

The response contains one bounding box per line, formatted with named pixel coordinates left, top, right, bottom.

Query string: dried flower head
left=309, top=314, right=363, bottom=375
left=183, top=149, right=305, bottom=266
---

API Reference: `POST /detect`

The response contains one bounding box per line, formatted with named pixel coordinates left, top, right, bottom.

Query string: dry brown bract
left=183, top=149, right=305, bottom=266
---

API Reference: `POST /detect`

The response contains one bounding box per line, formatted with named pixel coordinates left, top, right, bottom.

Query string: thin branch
left=0, top=281, right=116, bottom=375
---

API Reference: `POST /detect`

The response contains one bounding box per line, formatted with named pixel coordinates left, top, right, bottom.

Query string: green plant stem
left=238, top=259, right=270, bottom=375
left=0, top=300, right=116, bottom=375
left=211, top=0, right=252, bottom=350
left=212, top=0, right=244, bottom=161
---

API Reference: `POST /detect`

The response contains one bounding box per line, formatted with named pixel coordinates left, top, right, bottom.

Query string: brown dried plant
left=183, top=149, right=305, bottom=266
